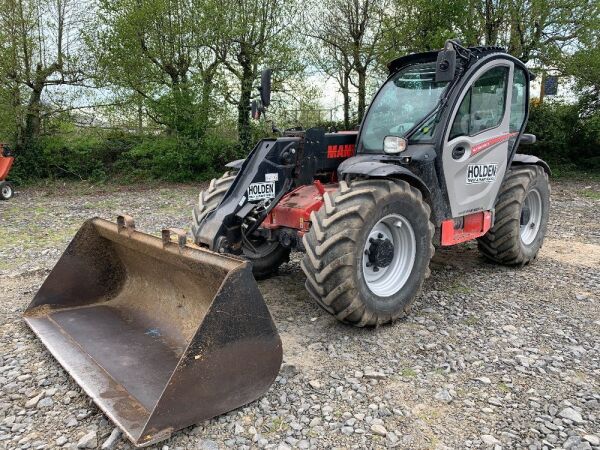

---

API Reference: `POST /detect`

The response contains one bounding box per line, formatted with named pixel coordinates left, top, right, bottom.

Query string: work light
left=383, top=136, right=407, bottom=154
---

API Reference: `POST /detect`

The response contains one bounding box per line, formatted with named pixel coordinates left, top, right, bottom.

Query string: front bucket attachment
left=23, top=216, right=282, bottom=447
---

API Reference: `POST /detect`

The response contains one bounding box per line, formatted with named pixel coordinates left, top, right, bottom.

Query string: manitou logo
left=466, top=163, right=498, bottom=184
left=327, top=144, right=355, bottom=159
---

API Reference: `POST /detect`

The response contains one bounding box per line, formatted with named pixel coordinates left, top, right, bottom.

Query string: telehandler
left=24, top=41, right=550, bottom=446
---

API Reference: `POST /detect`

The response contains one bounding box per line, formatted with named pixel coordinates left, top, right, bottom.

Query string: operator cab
left=358, top=60, right=449, bottom=153
left=355, top=42, right=530, bottom=157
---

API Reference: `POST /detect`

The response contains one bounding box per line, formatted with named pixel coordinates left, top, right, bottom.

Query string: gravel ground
left=0, top=179, right=599, bottom=450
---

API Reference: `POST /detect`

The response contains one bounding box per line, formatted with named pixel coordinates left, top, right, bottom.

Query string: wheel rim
left=520, top=188, right=542, bottom=245
left=1, top=185, right=11, bottom=198
left=362, top=214, right=416, bottom=297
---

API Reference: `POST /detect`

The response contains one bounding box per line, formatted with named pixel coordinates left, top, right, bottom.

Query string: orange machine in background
left=0, top=143, right=14, bottom=200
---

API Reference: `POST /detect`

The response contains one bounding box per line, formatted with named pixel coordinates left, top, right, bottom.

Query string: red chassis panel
left=262, top=181, right=338, bottom=234
left=440, top=211, right=492, bottom=246
left=263, top=181, right=492, bottom=246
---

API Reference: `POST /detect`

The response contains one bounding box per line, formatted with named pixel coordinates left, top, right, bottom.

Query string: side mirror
left=435, top=42, right=456, bottom=83
left=259, top=69, right=272, bottom=107
left=520, top=133, right=536, bottom=145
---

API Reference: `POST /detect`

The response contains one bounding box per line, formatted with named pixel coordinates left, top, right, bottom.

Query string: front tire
left=301, top=179, right=434, bottom=327
left=0, top=181, right=13, bottom=200
left=191, top=172, right=290, bottom=278
left=478, top=165, right=550, bottom=265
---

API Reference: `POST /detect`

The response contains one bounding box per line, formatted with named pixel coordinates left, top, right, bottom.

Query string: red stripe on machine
left=471, top=132, right=518, bottom=157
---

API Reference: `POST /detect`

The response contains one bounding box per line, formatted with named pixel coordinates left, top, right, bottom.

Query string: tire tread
left=302, top=179, right=434, bottom=327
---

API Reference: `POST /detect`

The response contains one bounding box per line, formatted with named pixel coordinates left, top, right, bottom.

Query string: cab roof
left=387, top=46, right=507, bottom=75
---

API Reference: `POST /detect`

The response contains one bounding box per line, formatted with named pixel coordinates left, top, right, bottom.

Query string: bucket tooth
left=23, top=216, right=282, bottom=447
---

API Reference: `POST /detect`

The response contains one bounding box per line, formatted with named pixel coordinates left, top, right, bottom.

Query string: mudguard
left=338, top=156, right=431, bottom=198
left=225, top=159, right=245, bottom=170
left=511, top=154, right=551, bottom=175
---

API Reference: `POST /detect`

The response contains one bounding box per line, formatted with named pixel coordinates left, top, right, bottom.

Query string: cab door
left=442, top=60, right=516, bottom=217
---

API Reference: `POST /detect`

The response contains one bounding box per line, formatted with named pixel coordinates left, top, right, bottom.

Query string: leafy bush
left=526, top=101, right=600, bottom=175
left=8, top=100, right=599, bottom=184
left=116, top=135, right=236, bottom=182
left=10, top=129, right=241, bottom=183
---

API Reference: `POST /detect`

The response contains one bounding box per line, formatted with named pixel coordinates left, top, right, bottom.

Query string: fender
left=511, top=154, right=551, bottom=176
left=338, top=156, right=431, bottom=199
left=225, top=159, right=245, bottom=170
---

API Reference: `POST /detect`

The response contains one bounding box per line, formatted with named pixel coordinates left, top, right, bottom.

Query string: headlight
left=383, top=136, right=407, bottom=154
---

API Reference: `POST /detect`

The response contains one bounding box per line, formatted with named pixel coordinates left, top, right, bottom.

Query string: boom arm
left=193, top=128, right=359, bottom=253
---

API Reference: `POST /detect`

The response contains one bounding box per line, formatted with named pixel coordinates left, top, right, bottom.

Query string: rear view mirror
left=520, top=133, right=536, bottom=145
left=435, top=48, right=456, bottom=83
left=251, top=100, right=261, bottom=120
left=260, top=69, right=272, bottom=107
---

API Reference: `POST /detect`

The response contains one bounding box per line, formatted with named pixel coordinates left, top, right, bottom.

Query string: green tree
left=380, top=0, right=598, bottom=64
left=305, top=16, right=355, bottom=128
left=565, top=46, right=600, bottom=114
left=213, top=0, right=302, bottom=151
left=90, top=0, right=223, bottom=138
left=503, top=0, right=598, bottom=64
left=558, top=14, right=599, bottom=114
left=0, top=0, right=85, bottom=151
left=379, top=0, right=474, bottom=60
left=307, top=0, right=387, bottom=125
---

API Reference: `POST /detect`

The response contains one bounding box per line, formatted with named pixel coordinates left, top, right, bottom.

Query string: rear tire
left=0, top=181, right=13, bottom=200
left=478, top=165, right=550, bottom=265
left=301, top=179, right=434, bottom=327
left=191, top=172, right=290, bottom=278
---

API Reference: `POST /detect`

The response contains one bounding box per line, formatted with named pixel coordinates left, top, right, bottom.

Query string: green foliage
left=10, top=130, right=241, bottom=184
left=380, top=0, right=598, bottom=64
left=2, top=0, right=599, bottom=183
left=579, top=189, right=600, bottom=200
left=379, top=0, right=472, bottom=61
left=117, top=134, right=241, bottom=182
left=526, top=101, right=600, bottom=176
left=562, top=45, right=600, bottom=114
left=90, top=0, right=221, bottom=139
left=0, top=86, right=18, bottom=143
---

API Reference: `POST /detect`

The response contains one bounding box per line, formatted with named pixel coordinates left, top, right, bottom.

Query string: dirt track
left=1, top=179, right=599, bottom=450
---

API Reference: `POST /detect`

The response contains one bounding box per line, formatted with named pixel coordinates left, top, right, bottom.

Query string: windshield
left=359, top=62, right=449, bottom=152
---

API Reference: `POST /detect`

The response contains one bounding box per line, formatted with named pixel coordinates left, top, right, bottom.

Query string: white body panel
left=443, top=60, right=515, bottom=217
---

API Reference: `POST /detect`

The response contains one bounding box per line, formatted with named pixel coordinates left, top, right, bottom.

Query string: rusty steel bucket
left=23, top=215, right=282, bottom=447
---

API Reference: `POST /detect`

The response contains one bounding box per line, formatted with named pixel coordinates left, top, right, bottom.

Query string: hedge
left=7, top=101, right=599, bottom=184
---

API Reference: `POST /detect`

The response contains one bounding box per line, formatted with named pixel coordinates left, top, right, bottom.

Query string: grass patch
left=446, top=281, right=473, bottom=295
left=578, top=189, right=600, bottom=200
left=464, top=315, right=480, bottom=326
left=415, top=406, right=443, bottom=423
left=550, top=167, right=600, bottom=181
left=0, top=222, right=80, bottom=252
left=400, top=367, right=418, bottom=378
left=264, top=417, right=288, bottom=434
left=497, top=382, right=511, bottom=393
left=33, top=205, right=51, bottom=215
left=0, top=255, right=27, bottom=271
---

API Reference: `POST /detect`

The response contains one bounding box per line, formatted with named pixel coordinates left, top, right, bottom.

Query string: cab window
left=449, top=66, right=509, bottom=140
left=508, top=67, right=528, bottom=152
left=510, top=67, right=527, bottom=132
